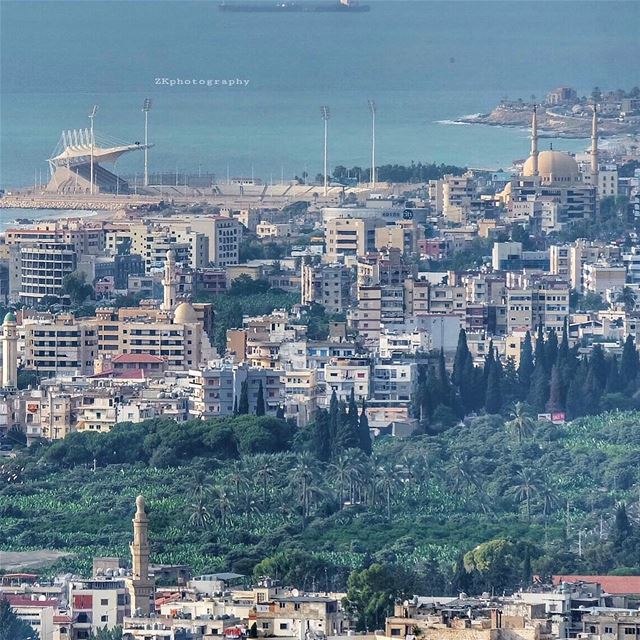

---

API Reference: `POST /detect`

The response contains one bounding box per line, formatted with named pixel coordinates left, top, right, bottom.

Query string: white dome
left=522, top=150, right=580, bottom=183
left=174, top=302, right=198, bottom=324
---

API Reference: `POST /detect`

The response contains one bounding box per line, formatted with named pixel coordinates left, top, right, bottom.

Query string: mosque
left=500, top=105, right=600, bottom=232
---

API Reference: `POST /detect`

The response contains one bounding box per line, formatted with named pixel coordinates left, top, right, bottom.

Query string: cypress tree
left=620, top=335, right=639, bottom=383
left=437, top=348, right=451, bottom=402
left=546, top=364, right=564, bottom=412
left=233, top=397, right=238, bottom=416
left=255, top=381, right=265, bottom=416
left=518, top=331, right=534, bottom=398
left=528, top=364, right=549, bottom=413
left=544, top=330, right=558, bottom=374
left=613, top=503, right=633, bottom=548
left=461, top=353, right=477, bottom=412
left=606, top=356, right=623, bottom=394
left=329, top=389, right=339, bottom=449
left=566, top=359, right=587, bottom=419
left=238, top=380, right=249, bottom=415
left=558, top=320, right=570, bottom=364
left=452, top=328, right=470, bottom=388
left=312, top=408, right=331, bottom=462
left=534, top=325, right=546, bottom=371
left=582, top=367, right=601, bottom=416
left=485, top=357, right=502, bottom=414
left=590, top=344, right=607, bottom=391
left=483, top=340, right=495, bottom=380
left=358, top=399, right=372, bottom=455
left=502, top=356, right=520, bottom=408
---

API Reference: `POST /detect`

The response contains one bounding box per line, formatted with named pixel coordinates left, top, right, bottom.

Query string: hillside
left=1, top=410, right=640, bottom=592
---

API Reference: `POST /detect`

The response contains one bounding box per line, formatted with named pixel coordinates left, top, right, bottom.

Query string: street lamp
left=320, top=106, right=330, bottom=197
left=88, top=105, right=98, bottom=195
left=368, top=99, right=376, bottom=188
left=142, top=98, right=152, bottom=187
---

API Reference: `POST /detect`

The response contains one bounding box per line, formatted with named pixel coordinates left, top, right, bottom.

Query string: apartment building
left=301, top=262, right=352, bottom=313
left=18, top=242, right=77, bottom=304
left=23, top=314, right=98, bottom=377
left=323, top=357, right=370, bottom=403
left=371, top=362, right=416, bottom=403
left=325, top=216, right=383, bottom=261
left=189, top=364, right=284, bottom=418
left=583, top=261, right=627, bottom=296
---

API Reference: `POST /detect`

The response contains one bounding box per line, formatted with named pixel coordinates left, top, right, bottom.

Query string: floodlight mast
left=143, top=98, right=152, bottom=187
left=368, top=99, right=376, bottom=188
left=321, top=106, right=330, bottom=197
left=88, top=105, right=98, bottom=195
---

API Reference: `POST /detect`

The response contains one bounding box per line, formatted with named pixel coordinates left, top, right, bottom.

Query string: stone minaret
left=2, top=312, right=18, bottom=390
left=530, top=104, right=539, bottom=176
left=591, top=104, right=599, bottom=187
left=162, top=249, right=177, bottom=312
left=128, top=495, right=155, bottom=615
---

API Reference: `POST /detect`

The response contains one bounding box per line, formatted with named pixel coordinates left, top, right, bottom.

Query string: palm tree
left=375, top=464, right=401, bottom=519
left=211, top=486, right=233, bottom=527
left=330, top=454, right=352, bottom=509
left=506, top=402, right=536, bottom=445
left=538, top=476, right=562, bottom=542
left=188, top=497, right=213, bottom=529
left=253, top=454, right=277, bottom=504
left=291, top=453, right=319, bottom=524
left=225, top=460, right=249, bottom=497
left=187, top=469, right=212, bottom=502
left=509, top=469, right=541, bottom=522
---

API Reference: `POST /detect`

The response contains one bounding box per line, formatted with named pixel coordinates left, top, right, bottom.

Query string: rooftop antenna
left=88, top=105, right=98, bottom=195
left=142, top=98, right=152, bottom=187
left=321, top=106, right=330, bottom=197
left=368, top=99, right=376, bottom=188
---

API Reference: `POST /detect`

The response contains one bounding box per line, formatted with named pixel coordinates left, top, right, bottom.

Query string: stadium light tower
left=321, top=106, right=330, bottom=197
left=368, top=99, right=376, bottom=188
left=88, top=105, right=98, bottom=195
left=142, top=98, right=152, bottom=187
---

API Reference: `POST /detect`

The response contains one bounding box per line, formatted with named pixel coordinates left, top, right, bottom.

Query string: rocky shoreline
left=456, top=105, right=639, bottom=139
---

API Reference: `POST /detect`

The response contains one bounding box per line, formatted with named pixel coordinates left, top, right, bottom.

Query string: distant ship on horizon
left=219, top=0, right=370, bottom=12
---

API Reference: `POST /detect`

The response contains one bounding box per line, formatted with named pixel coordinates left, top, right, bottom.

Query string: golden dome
left=522, top=150, right=580, bottom=183
left=173, top=301, right=198, bottom=324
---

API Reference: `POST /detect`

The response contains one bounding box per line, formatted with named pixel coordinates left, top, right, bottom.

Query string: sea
left=1, top=0, right=639, bottom=189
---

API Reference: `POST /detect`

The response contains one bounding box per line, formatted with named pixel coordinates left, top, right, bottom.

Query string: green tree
left=255, top=381, right=265, bottom=416
left=344, top=564, right=401, bottom=631
left=518, top=332, right=534, bottom=398
left=0, top=599, right=39, bottom=640
left=463, top=539, right=520, bottom=593
left=62, top=271, right=94, bottom=306
left=506, top=402, right=535, bottom=445
left=620, top=336, right=639, bottom=383
left=358, top=399, right=372, bottom=455
left=452, top=328, right=470, bottom=388
left=484, top=357, right=502, bottom=414
left=509, top=469, right=541, bottom=522
left=238, top=380, right=249, bottom=415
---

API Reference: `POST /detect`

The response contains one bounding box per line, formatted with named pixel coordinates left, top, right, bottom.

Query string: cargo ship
left=219, top=0, right=370, bottom=12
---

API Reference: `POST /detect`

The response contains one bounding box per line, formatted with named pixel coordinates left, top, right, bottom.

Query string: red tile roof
left=5, top=595, right=59, bottom=608
left=112, top=353, right=165, bottom=364
left=553, top=575, right=640, bottom=595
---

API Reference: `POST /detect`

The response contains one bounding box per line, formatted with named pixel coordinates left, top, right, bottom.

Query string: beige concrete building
left=325, top=216, right=383, bottom=261
left=583, top=261, right=627, bottom=296
left=24, top=314, right=98, bottom=378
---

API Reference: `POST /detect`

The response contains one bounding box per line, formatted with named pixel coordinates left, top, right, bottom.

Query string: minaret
left=127, top=495, right=155, bottom=616
left=591, top=104, right=599, bottom=189
left=530, top=104, right=539, bottom=177
left=162, top=249, right=177, bottom=313
left=2, top=312, right=18, bottom=390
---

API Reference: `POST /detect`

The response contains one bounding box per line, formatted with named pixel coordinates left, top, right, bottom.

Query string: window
left=391, top=630, right=401, bottom=636
left=262, top=623, right=270, bottom=630
left=101, top=615, right=108, bottom=623
left=280, top=623, right=289, bottom=630
left=101, top=599, right=108, bottom=606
